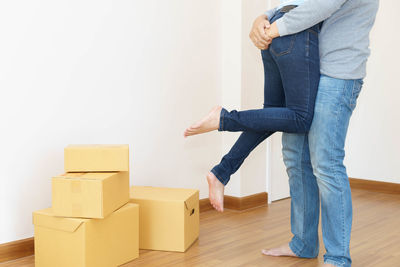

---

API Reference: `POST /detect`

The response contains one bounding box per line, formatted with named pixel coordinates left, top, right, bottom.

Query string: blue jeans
left=282, top=75, right=363, bottom=267
left=211, top=9, right=321, bottom=185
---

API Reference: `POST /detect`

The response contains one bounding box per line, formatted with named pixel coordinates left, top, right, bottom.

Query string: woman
left=184, top=0, right=321, bottom=212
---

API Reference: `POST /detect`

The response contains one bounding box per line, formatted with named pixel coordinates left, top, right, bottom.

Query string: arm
left=265, top=7, right=277, bottom=21
left=267, top=0, right=348, bottom=38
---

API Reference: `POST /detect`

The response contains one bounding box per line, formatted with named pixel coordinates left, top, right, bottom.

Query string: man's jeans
left=211, top=9, right=321, bottom=185
left=282, top=75, right=363, bottom=267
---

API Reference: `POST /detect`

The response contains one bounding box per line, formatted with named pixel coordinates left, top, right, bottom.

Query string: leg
left=308, top=75, right=363, bottom=267
left=210, top=131, right=273, bottom=185
left=211, top=48, right=284, bottom=186
left=207, top=48, right=285, bottom=211
left=184, top=23, right=320, bottom=137
left=218, top=24, right=320, bottom=134
left=207, top=130, right=273, bottom=212
left=262, top=132, right=320, bottom=258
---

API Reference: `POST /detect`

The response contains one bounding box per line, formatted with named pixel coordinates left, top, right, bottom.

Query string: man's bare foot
left=206, top=172, right=224, bottom=212
left=261, top=243, right=297, bottom=257
left=183, top=106, right=222, bottom=137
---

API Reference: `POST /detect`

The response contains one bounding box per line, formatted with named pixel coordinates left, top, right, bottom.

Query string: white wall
left=0, top=0, right=271, bottom=245
left=0, top=0, right=223, bottom=244
left=345, top=1, right=400, bottom=184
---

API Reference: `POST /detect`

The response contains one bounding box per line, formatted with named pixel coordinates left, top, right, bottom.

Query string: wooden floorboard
left=0, top=238, right=33, bottom=263
left=2, top=188, right=399, bottom=267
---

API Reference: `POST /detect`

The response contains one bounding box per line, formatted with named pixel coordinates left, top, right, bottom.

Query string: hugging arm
left=273, top=0, right=349, bottom=37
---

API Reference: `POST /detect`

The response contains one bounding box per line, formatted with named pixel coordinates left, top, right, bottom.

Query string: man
left=250, top=0, right=379, bottom=266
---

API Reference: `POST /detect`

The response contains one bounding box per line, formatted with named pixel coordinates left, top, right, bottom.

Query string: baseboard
left=349, top=178, right=400, bottom=194
left=0, top=237, right=34, bottom=263
left=199, top=198, right=214, bottom=212
left=200, top=192, right=268, bottom=212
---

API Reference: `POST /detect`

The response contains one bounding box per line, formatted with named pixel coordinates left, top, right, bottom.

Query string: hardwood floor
left=2, top=188, right=399, bottom=267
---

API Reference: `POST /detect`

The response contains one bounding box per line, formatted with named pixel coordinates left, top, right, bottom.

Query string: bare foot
left=184, top=106, right=222, bottom=137
left=206, top=172, right=224, bottom=212
left=261, top=243, right=297, bottom=257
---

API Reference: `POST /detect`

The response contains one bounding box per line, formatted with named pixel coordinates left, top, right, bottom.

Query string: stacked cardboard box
left=33, top=144, right=200, bottom=267
left=33, top=145, right=139, bottom=267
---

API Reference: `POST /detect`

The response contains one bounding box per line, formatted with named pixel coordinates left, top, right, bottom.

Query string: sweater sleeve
left=264, top=7, right=277, bottom=20
left=275, top=0, right=349, bottom=36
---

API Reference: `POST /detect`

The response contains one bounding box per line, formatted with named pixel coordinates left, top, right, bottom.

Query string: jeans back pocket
left=270, top=34, right=297, bottom=57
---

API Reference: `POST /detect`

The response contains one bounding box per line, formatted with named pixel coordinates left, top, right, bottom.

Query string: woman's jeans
left=282, top=75, right=363, bottom=267
left=211, top=9, right=320, bottom=185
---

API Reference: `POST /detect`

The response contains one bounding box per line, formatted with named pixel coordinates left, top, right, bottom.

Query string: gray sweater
left=266, top=0, right=379, bottom=79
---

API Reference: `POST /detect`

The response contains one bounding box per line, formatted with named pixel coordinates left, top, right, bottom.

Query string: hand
left=249, top=15, right=273, bottom=50
left=265, top=22, right=280, bottom=40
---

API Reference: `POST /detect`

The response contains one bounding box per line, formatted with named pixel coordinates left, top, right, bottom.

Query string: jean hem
left=290, top=236, right=318, bottom=258
left=324, top=259, right=347, bottom=267
left=210, top=168, right=229, bottom=186
left=288, top=240, right=302, bottom=257
left=218, top=107, right=227, bottom=131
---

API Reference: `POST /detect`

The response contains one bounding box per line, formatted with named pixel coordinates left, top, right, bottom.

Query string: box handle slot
left=190, top=208, right=195, bottom=216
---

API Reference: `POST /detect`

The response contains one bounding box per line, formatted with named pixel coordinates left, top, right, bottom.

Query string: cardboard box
left=33, top=203, right=139, bottom=267
left=64, top=145, right=129, bottom=172
left=52, top=172, right=129, bottom=219
left=129, top=186, right=199, bottom=252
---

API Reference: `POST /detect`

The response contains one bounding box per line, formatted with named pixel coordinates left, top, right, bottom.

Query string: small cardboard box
left=64, top=144, right=129, bottom=172
left=52, top=172, right=129, bottom=218
left=33, top=203, right=139, bottom=267
left=129, top=186, right=199, bottom=252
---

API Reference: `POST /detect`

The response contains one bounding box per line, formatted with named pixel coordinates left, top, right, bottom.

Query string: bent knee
left=296, top=115, right=314, bottom=133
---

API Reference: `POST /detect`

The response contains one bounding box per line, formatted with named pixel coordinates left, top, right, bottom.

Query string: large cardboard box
left=33, top=203, right=139, bottom=267
left=52, top=172, right=129, bottom=218
left=64, top=145, right=129, bottom=172
left=129, top=186, right=199, bottom=252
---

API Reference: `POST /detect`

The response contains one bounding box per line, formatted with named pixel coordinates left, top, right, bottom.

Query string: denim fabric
left=282, top=75, right=364, bottom=267
left=218, top=11, right=320, bottom=134
left=211, top=9, right=321, bottom=185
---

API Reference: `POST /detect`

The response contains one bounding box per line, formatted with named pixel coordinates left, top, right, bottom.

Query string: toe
left=261, top=249, right=271, bottom=256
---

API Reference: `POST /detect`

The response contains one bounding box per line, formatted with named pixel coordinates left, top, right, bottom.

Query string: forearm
left=275, top=0, right=348, bottom=36
left=264, top=7, right=277, bottom=21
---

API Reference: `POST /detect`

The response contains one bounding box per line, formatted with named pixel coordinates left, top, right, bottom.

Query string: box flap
left=130, top=186, right=198, bottom=202
left=54, top=172, right=117, bottom=181
left=33, top=208, right=86, bottom=232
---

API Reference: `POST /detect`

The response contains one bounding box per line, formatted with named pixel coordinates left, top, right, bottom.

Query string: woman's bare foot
left=261, top=243, right=297, bottom=257
left=183, top=106, right=222, bottom=137
left=206, top=172, right=224, bottom=212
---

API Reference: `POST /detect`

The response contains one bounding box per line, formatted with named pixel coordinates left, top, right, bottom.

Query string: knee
left=309, top=147, right=347, bottom=194
left=282, top=133, right=303, bottom=170
left=294, top=114, right=314, bottom=133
